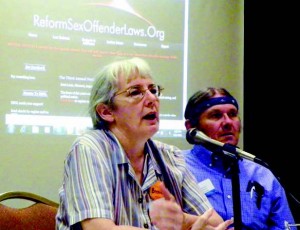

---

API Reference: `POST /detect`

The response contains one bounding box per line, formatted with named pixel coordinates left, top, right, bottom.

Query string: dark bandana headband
left=195, top=96, right=239, bottom=116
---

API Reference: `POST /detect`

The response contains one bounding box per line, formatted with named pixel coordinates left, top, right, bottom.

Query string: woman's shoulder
left=151, top=139, right=185, bottom=166
left=71, top=129, right=115, bottom=150
left=152, top=139, right=181, bottom=154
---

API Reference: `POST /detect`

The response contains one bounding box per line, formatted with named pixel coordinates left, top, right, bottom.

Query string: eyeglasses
left=114, top=84, right=164, bottom=101
left=284, top=221, right=300, bottom=230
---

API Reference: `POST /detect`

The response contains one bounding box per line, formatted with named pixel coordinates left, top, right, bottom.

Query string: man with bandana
left=183, top=87, right=296, bottom=229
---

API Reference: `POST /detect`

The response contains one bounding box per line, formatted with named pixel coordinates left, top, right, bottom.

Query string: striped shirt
left=56, top=129, right=212, bottom=229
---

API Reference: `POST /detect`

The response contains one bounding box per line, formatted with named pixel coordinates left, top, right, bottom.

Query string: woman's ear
left=96, top=103, right=114, bottom=123
left=185, top=119, right=192, bottom=130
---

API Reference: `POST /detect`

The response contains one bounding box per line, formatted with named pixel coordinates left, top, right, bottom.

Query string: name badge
left=149, top=181, right=164, bottom=200
left=198, top=178, right=216, bottom=196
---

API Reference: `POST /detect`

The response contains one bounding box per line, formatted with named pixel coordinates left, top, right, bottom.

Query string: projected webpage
left=1, top=0, right=188, bottom=138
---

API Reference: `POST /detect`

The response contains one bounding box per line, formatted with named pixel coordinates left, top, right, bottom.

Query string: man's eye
left=228, top=111, right=238, bottom=118
left=210, top=113, right=222, bottom=119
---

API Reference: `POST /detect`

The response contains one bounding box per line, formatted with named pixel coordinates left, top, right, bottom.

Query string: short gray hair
left=89, top=57, right=154, bottom=129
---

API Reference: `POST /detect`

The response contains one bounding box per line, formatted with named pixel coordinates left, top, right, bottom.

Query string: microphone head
left=186, top=128, right=222, bottom=154
left=186, top=128, right=199, bottom=144
left=186, top=128, right=223, bottom=148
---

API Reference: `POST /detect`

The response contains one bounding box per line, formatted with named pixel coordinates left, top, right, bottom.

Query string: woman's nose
left=144, top=89, right=158, bottom=101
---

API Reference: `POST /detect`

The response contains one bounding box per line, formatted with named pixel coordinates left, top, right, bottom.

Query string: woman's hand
left=149, top=182, right=184, bottom=230
left=149, top=182, right=234, bottom=230
left=191, top=208, right=234, bottom=230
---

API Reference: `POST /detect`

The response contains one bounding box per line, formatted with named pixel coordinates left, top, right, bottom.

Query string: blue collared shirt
left=183, top=144, right=296, bottom=230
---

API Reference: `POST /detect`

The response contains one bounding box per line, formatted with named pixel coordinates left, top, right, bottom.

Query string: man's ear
left=96, top=103, right=114, bottom=123
left=185, top=119, right=192, bottom=130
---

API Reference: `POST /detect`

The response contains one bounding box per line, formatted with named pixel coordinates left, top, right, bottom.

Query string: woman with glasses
left=56, top=57, right=233, bottom=230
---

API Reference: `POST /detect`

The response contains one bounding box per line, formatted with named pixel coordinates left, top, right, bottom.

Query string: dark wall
left=244, top=0, right=300, bottom=223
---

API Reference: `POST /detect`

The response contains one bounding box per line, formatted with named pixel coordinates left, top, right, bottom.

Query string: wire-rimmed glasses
left=114, top=84, right=164, bottom=101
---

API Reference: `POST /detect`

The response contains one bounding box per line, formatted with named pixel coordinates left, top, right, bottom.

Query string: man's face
left=197, top=103, right=241, bottom=146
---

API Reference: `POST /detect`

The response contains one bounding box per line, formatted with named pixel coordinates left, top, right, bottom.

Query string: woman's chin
left=149, top=125, right=159, bottom=136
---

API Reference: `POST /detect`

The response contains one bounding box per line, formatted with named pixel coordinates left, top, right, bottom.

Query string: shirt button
left=227, top=195, right=231, bottom=199
left=144, top=223, right=149, bottom=228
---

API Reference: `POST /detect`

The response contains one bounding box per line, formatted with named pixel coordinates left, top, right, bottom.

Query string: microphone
left=186, top=128, right=267, bottom=166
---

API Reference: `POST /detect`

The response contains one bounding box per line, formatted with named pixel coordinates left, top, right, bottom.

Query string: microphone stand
left=217, top=143, right=243, bottom=230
